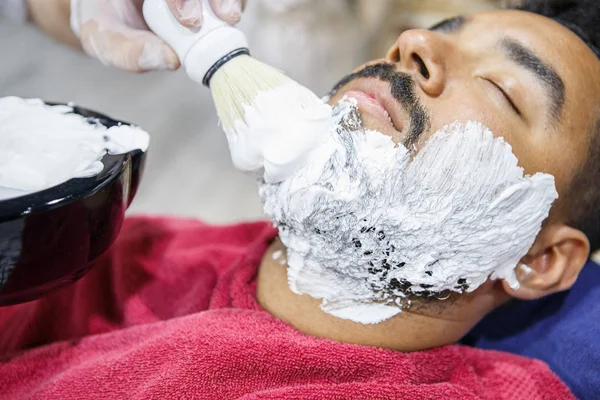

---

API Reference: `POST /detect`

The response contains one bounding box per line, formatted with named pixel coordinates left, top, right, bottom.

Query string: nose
left=386, top=29, right=449, bottom=97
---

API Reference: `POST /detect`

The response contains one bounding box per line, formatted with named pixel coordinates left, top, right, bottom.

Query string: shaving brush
left=143, top=0, right=332, bottom=184
left=143, top=0, right=300, bottom=132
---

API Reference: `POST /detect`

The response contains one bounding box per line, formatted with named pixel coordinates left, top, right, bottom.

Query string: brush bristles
left=210, top=55, right=292, bottom=133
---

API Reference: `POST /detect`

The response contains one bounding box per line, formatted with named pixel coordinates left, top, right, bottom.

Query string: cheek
left=416, top=94, right=572, bottom=194
left=415, top=93, right=509, bottom=151
left=522, top=130, right=579, bottom=195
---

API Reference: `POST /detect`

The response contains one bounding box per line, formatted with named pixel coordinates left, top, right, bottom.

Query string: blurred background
left=0, top=0, right=505, bottom=224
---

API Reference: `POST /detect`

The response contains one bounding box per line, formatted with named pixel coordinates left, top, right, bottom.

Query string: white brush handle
left=143, top=0, right=248, bottom=84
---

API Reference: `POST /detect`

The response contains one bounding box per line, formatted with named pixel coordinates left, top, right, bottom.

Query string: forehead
left=463, top=10, right=600, bottom=130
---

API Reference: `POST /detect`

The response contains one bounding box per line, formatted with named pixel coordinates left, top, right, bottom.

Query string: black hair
left=516, top=0, right=600, bottom=250
left=516, top=0, right=599, bottom=58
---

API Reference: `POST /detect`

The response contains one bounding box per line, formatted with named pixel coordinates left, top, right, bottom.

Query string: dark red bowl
left=0, top=103, right=147, bottom=306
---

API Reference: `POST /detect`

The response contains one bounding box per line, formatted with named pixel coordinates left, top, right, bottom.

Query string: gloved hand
left=70, top=0, right=246, bottom=72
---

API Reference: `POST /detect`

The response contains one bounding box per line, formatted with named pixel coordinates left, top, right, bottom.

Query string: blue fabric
left=464, top=260, right=600, bottom=399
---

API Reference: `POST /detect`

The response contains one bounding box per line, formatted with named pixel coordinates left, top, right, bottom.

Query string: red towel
left=0, top=217, right=574, bottom=400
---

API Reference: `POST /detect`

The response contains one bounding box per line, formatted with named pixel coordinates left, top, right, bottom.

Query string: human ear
left=502, top=224, right=590, bottom=300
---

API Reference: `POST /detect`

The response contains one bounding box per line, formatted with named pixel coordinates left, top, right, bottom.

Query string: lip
left=331, top=79, right=406, bottom=139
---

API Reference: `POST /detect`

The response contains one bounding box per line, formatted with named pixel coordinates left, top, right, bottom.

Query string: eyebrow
left=500, top=37, right=566, bottom=122
left=428, top=16, right=467, bottom=33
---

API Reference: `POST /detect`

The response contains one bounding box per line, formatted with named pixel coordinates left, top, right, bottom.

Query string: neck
left=256, top=238, right=503, bottom=351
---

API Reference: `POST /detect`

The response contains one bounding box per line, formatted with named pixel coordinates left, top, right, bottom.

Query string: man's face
left=328, top=10, right=600, bottom=211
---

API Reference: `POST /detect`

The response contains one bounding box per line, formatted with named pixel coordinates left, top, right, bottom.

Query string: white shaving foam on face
left=258, top=98, right=558, bottom=325
left=224, top=81, right=332, bottom=183
left=0, top=96, right=149, bottom=200
left=272, top=250, right=283, bottom=260
left=519, top=264, right=534, bottom=277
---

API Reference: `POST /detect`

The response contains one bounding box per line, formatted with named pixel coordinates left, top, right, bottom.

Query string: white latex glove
left=70, top=0, right=245, bottom=72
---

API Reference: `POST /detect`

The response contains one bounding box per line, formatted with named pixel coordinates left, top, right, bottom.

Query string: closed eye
left=485, top=78, right=521, bottom=117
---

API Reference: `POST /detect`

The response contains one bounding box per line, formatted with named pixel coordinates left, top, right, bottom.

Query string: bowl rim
left=0, top=102, right=143, bottom=222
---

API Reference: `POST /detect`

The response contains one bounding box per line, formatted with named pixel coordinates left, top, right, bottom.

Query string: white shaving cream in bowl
left=0, top=96, right=149, bottom=201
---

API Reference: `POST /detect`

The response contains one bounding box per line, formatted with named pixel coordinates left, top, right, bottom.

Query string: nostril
left=390, top=47, right=401, bottom=63
left=412, top=53, right=430, bottom=79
